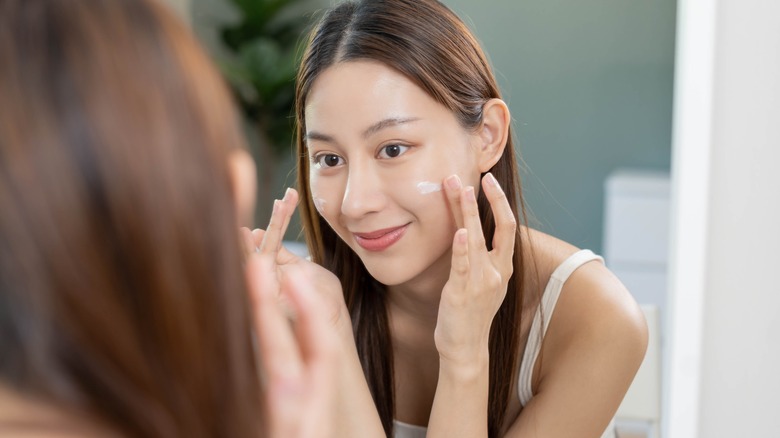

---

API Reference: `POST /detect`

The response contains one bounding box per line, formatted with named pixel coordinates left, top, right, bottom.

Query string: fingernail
left=485, top=172, right=498, bottom=187
left=446, top=175, right=462, bottom=190
left=273, top=199, right=280, bottom=213
left=283, top=187, right=292, bottom=201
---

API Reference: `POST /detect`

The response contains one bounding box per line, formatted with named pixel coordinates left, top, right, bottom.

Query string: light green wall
left=443, top=0, right=676, bottom=252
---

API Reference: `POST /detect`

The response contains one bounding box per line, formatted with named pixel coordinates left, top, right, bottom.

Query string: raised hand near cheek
left=240, top=188, right=352, bottom=339
left=435, top=173, right=517, bottom=366
left=239, top=188, right=299, bottom=264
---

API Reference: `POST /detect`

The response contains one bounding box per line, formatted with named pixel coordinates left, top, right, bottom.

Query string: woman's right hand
left=240, top=188, right=351, bottom=338
left=435, top=173, right=516, bottom=367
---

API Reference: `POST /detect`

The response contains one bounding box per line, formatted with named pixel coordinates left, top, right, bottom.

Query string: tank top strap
left=517, top=249, right=604, bottom=405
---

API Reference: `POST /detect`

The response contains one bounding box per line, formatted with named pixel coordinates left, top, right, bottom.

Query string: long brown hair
left=294, top=1, right=528, bottom=436
left=0, top=0, right=260, bottom=437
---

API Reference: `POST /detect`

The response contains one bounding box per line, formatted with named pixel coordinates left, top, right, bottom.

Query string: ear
left=228, top=149, right=257, bottom=227
left=474, top=98, right=511, bottom=172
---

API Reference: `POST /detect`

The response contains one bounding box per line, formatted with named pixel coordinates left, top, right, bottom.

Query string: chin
left=359, top=248, right=452, bottom=289
left=361, top=261, right=416, bottom=287
left=352, top=250, right=424, bottom=287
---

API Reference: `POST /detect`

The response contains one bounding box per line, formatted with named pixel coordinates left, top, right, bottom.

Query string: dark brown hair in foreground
left=0, top=0, right=260, bottom=436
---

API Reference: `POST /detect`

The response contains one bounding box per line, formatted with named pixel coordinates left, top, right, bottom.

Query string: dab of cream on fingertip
left=416, top=181, right=442, bottom=195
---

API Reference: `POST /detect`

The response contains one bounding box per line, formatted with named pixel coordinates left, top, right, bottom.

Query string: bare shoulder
left=505, top=228, right=649, bottom=436
left=556, top=248, right=647, bottom=356
left=521, top=226, right=648, bottom=392
left=521, top=226, right=646, bottom=344
left=519, top=227, right=579, bottom=290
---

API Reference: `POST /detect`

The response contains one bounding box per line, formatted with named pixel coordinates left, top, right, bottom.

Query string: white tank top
left=394, top=249, right=616, bottom=438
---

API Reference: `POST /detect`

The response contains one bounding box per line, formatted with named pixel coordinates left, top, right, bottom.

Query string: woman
left=0, top=1, right=334, bottom=437
left=252, top=0, right=648, bottom=437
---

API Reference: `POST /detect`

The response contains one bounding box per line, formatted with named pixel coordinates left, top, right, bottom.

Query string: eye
left=377, top=144, right=410, bottom=159
left=312, top=153, right=345, bottom=169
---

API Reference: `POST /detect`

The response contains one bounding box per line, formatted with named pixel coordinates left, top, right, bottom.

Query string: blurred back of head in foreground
left=0, top=0, right=263, bottom=436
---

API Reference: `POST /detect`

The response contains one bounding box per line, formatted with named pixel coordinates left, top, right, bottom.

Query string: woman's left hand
left=239, top=189, right=351, bottom=339
left=434, top=172, right=517, bottom=367
left=243, top=189, right=387, bottom=438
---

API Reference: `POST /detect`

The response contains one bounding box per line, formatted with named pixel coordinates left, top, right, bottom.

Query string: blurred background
left=162, top=1, right=780, bottom=437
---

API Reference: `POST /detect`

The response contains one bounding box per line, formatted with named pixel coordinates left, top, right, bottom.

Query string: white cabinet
left=604, top=169, right=671, bottom=312
left=603, top=169, right=670, bottom=438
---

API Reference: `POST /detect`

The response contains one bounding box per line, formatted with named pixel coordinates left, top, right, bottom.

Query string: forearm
left=427, top=350, right=490, bottom=438
left=331, top=325, right=386, bottom=438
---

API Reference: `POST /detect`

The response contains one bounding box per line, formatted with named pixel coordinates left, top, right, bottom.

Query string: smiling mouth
left=353, top=224, right=410, bottom=252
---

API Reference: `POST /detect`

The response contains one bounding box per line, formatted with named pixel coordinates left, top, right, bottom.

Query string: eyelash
left=311, top=144, right=411, bottom=169
left=311, top=153, right=345, bottom=169
left=377, top=144, right=410, bottom=159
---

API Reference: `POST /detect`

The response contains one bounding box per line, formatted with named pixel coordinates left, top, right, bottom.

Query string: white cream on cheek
left=416, top=181, right=442, bottom=195
left=312, top=197, right=327, bottom=215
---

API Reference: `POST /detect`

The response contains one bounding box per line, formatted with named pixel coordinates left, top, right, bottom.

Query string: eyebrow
left=362, top=116, right=420, bottom=139
left=304, top=131, right=335, bottom=143
left=305, top=116, right=420, bottom=143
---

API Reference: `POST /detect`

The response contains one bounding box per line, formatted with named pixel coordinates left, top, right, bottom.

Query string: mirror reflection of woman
left=250, top=0, right=648, bottom=437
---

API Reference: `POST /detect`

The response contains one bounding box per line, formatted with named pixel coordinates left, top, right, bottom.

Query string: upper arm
left=505, top=261, right=648, bottom=438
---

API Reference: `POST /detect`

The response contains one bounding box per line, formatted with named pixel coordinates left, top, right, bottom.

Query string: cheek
left=406, top=140, right=480, bottom=195
left=312, top=196, right=327, bottom=215
left=402, top=177, right=453, bottom=224
left=400, top=154, right=477, bottom=230
left=404, top=163, right=474, bottom=200
left=416, top=181, right=442, bottom=195
left=308, top=173, right=342, bottom=219
left=401, top=158, right=448, bottom=197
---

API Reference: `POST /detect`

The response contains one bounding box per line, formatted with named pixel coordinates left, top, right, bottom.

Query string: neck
left=386, top=248, right=451, bottom=350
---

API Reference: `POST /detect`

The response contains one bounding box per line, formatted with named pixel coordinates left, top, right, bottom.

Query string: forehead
left=304, top=60, right=454, bottom=134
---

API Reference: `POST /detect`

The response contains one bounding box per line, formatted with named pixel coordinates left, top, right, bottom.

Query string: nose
left=340, top=164, right=386, bottom=219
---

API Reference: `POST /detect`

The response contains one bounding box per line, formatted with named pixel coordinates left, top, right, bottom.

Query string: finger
left=246, top=255, right=303, bottom=389
left=257, top=197, right=284, bottom=258
left=258, top=188, right=298, bottom=257
left=240, top=227, right=256, bottom=259
left=253, top=228, right=307, bottom=266
left=276, top=188, right=299, bottom=249
left=443, top=174, right=465, bottom=229
left=460, top=185, right=487, bottom=272
left=446, top=228, right=470, bottom=296
left=481, top=172, right=517, bottom=271
left=282, top=265, right=336, bottom=368
left=251, top=228, right=266, bottom=249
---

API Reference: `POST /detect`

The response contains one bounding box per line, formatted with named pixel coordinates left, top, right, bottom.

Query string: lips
left=353, top=224, right=409, bottom=252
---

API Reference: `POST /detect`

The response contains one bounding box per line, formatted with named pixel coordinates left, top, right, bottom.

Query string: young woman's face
left=304, top=60, right=483, bottom=287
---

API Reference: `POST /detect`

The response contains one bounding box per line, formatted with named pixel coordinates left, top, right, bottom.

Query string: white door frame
left=664, top=0, right=718, bottom=437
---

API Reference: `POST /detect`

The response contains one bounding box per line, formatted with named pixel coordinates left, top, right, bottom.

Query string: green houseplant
left=219, top=0, right=313, bottom=225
